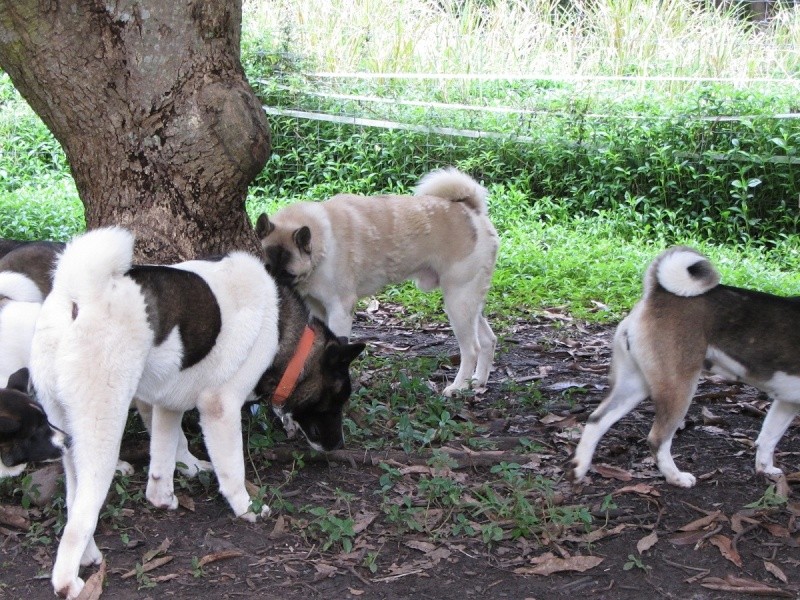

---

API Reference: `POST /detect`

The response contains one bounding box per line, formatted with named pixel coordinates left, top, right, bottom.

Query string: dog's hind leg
left=571, top=350, right=650, bottom=482
left=145, top=406, right=183, bottom=510
left=441, top=284, right=482, bottom=396
left=50, top=404, right=129, bottom=600
left=647, top=374, right=701, bottom=488
left=473, top=315, right=496, bottom=389
left=198, top=390, right=269, bottom=521
left=755, top=399, right=800, bottom=476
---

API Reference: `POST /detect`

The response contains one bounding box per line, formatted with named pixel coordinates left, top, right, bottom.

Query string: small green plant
left=190, top=556, right=206, bottom=578
left=12, top=474, right=42, bottom=510
left=744, top=484, right=788, bottom=509
left=23, top=520, right=53, bottom=548
left=302, top=506, right=357, bottom=552
left=100, top=474, right=146, bottom=527
left=134, top=563, right=157, bottom=590
left=362, top=551, right=380, bottom=574
left=623, top=553, right=651, bottom=573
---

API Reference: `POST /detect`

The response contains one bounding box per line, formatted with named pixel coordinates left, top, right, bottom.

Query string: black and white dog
left=571, top=246, right=800, bottom=488
left=0, top=240, right=64, bottom=302
left=30, top=227, right=364, bottom=599
left=0, top=367, right=68, bottom=478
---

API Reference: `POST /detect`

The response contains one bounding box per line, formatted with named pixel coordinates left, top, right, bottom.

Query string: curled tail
left=51, top=227, right=135, bottom=300
left=413, top=167, right=488, bottom=214
left=646, top=246, right=720, bottom=297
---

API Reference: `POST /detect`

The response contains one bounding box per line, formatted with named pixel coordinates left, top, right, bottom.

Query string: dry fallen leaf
left=75, top=559, right=106, bottom=600
left=700, top=574, right=792, bottom=597
left=198, top=549, right=245, bottom=567
left=762, top=522, right=790, bottom=538
left=353, top=511, right=378, bottom=534
left=679, top=510, right=725, bottom=532
left=582, top=523, right=628, bottom=544
left=539, top=413, right=566, bottom=425
left=313, top=563, right=337, bottom=581
left=636, top=531, right=658, bottom=554
left=142, top=537, right=172, bottom=563
left=514, top=555, right=604, bottom=576
left=731, top=511, right=761, bottom=534
left=0, top=504, right=30, bottom=530
left=121, top=555, right=174, bottom=580
left=701, top=406, right=726, bottom=426
left=405, top=540, right=437, bottom=553
left=593, top=464, right=632, bottom=481
left=177, top=493, right=195, bottom=512
left=709, top=534, right=742, bottom=568
left=764, top=561, right=789, bottom=584
left=269, top=514, right=287, bottom=539
left=614, top=483, right=661, bottom=497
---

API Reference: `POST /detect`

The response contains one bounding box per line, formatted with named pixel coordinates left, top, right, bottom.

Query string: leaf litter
left=1, top=312, right=799, bottom=598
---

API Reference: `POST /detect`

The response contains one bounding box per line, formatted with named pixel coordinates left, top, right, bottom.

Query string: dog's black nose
left=63, top=434, right=73, bottom=450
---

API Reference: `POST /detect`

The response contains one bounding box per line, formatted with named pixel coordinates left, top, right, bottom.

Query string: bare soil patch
left=2, top=310, right=799, bottom=599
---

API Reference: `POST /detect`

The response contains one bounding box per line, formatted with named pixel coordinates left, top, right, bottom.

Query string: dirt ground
left=1, top=308, right=799, bottom=599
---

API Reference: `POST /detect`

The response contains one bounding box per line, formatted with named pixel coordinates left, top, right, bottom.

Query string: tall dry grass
left=243, top=0, right=800, bottom=78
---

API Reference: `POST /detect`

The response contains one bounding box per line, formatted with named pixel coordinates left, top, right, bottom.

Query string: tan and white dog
left=256, top=167, right=499, bottom=396
left=571, top=246, right=800, bottom=487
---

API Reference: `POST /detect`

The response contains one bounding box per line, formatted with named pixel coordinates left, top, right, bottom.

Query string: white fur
left=414, top=166, right=489, bottom=214
left=655, top=249, right=718, bottom=297
left=0, top=271, right=45, bottom=302
left=31, top=228, right=280, bottom=599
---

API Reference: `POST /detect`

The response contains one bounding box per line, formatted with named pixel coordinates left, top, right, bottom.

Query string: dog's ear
left=0, top=415, right=21, bottom=435
left=293, top=226, right=312, bottom=255
left=255, top=213, right=275, bottom=239
left=325, top=342, right=366, bottom=368
left=6, top=368, right=29, bottom=394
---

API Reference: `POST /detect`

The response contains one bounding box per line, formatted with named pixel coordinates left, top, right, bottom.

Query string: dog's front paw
left=238, top=503, right=272, bottom=523
left=115, top=460, right=134, bottom=476
left=80, top=538, right=103, bottom=567
left=569, top=458, right=590, bottom=483
left=146, top=479, right=178, bottom=510
left=442, top=382, right=466, bottom=397
left=757, top=464, right=784, bottom=478
left=53, top=574, right=84, bottom=600
left=666, top=471, right=696, bottom=488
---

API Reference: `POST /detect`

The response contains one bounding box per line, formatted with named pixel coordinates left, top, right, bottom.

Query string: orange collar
left=272, top=325, right=316, bottom=407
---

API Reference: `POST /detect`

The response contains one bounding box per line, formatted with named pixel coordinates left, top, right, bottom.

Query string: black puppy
left=0, top=368, right=68, bottom=477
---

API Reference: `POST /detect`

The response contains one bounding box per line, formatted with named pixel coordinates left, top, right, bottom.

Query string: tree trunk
left=0, top=1, right=270, bottom=262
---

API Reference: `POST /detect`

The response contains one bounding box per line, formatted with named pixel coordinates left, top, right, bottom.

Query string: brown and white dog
left=571, top=246, right=800, bottom=488
left=256, top=167, right=499, bottom=396
left=0, top=367, right=68, bottom=478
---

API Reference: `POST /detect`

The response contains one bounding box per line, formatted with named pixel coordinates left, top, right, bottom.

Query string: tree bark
left=0, top=1, right=270, bottom=262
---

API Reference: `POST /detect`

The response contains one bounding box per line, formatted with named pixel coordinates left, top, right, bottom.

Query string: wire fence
left=257, top=72, right=800, bottom=178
